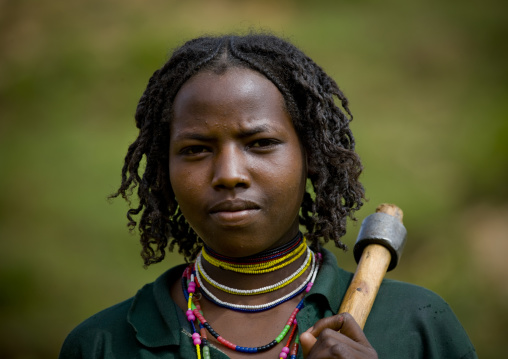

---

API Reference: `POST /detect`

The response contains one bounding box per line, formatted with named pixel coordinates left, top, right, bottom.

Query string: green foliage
left=1, top=0, right=507, bottom=357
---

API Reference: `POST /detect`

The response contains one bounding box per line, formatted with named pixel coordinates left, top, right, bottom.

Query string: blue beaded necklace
left=195, top=251, right=317, bottom=312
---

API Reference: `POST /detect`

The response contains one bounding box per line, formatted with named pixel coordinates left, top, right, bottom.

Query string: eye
left=249, top=138, right=280, bottom=149
left=180, top=145, right=210, bottom=156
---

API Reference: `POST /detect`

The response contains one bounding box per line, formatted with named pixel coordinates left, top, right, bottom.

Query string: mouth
left=209, top=199, right=260, bottom=213
left=209, top=199, right=261, bottom=225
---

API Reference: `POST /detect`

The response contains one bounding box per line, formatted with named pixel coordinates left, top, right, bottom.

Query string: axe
left=338, top=203, right=407, bottom=329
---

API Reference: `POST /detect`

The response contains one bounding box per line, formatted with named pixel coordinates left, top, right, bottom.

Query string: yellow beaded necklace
left=200, top=238, right=307, bottom=274
left=196, top=247, right=313, bottom=295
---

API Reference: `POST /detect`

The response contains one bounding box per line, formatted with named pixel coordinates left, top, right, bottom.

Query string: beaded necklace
left=196, top=247, right=312, bottom=296
left=203, top=232, right=303, bottom=265
left=182, top=252, right=323, bottom=359
left=201, top=238, right=307, bottom=274
left=195, top=252, right=317, bottom=312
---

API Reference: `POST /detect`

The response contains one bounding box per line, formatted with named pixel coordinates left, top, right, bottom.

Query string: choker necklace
left=182, top=252, right=323, bottom=359
left=200, top=238, right=307, bottom=274
left=203, top=232, right=303, bottom=264
left=196, top=247, right=312, bottom=296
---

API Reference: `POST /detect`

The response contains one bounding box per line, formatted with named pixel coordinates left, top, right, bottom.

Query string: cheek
left=265, top=150, right=306, bottom=204
left=169, top=163, right=192, bottom=205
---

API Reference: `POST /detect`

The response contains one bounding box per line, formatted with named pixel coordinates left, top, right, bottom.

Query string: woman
left=60, top=33, right=476, bottom=359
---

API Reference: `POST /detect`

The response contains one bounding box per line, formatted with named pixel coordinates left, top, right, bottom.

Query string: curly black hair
left=111, top=33, right=365, bottom=266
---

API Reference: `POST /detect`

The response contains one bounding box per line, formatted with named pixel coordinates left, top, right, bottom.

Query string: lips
left=209, top=199, right=261, bottom=225
left=209, top=199, right=260, bottom=213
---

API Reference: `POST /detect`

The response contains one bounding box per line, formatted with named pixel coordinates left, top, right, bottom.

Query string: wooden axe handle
left=338, top=204, right=403, bottom=329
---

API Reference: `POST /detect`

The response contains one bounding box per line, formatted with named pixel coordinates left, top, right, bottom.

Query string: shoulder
left=377, top=277, right=449, bottom=310
left=372, top=278, right=463, bottom=334
left=58, top=295, right=140, bottom=359
left=367, top=278, right=477, bottom=359
left=314, top=249, right=477, bottom=358
left=59, top=264, right=188, bottom=359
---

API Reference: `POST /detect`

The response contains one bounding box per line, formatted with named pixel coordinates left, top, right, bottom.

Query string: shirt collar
left=300, top=248, right=352, bottom=327
left=127, top=263, right=189, bottom=348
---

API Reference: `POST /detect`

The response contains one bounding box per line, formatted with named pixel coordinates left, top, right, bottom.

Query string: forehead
left=174, top=67, right=285, bottom=110
left=171, top=67, right=291, bottom=133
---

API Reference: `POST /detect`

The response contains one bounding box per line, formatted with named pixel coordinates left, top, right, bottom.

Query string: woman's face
left=169, top=67, right=306, bottom=257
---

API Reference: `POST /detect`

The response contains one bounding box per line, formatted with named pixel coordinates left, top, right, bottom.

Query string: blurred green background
left=1, top=0, right=507, bottom=358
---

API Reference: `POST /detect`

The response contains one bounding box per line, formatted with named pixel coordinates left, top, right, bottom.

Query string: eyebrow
left=237, top=124, right=271, bottom=139
left=172, top=124, right=273, bottom=141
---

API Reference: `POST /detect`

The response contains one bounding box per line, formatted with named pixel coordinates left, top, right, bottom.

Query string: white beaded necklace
left=194, top=251, right=319, bottom=311
left=196, top=247, right=312, bottom=296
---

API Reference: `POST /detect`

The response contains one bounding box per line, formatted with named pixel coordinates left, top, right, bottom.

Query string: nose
left=211, top=145, right=250, bottom=190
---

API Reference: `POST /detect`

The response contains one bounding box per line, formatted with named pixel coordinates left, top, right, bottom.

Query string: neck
left=202, top=231, right=303, bottom=264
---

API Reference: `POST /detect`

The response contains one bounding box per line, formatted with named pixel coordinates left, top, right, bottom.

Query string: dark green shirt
left=59, top=249, right=477, bottom=358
